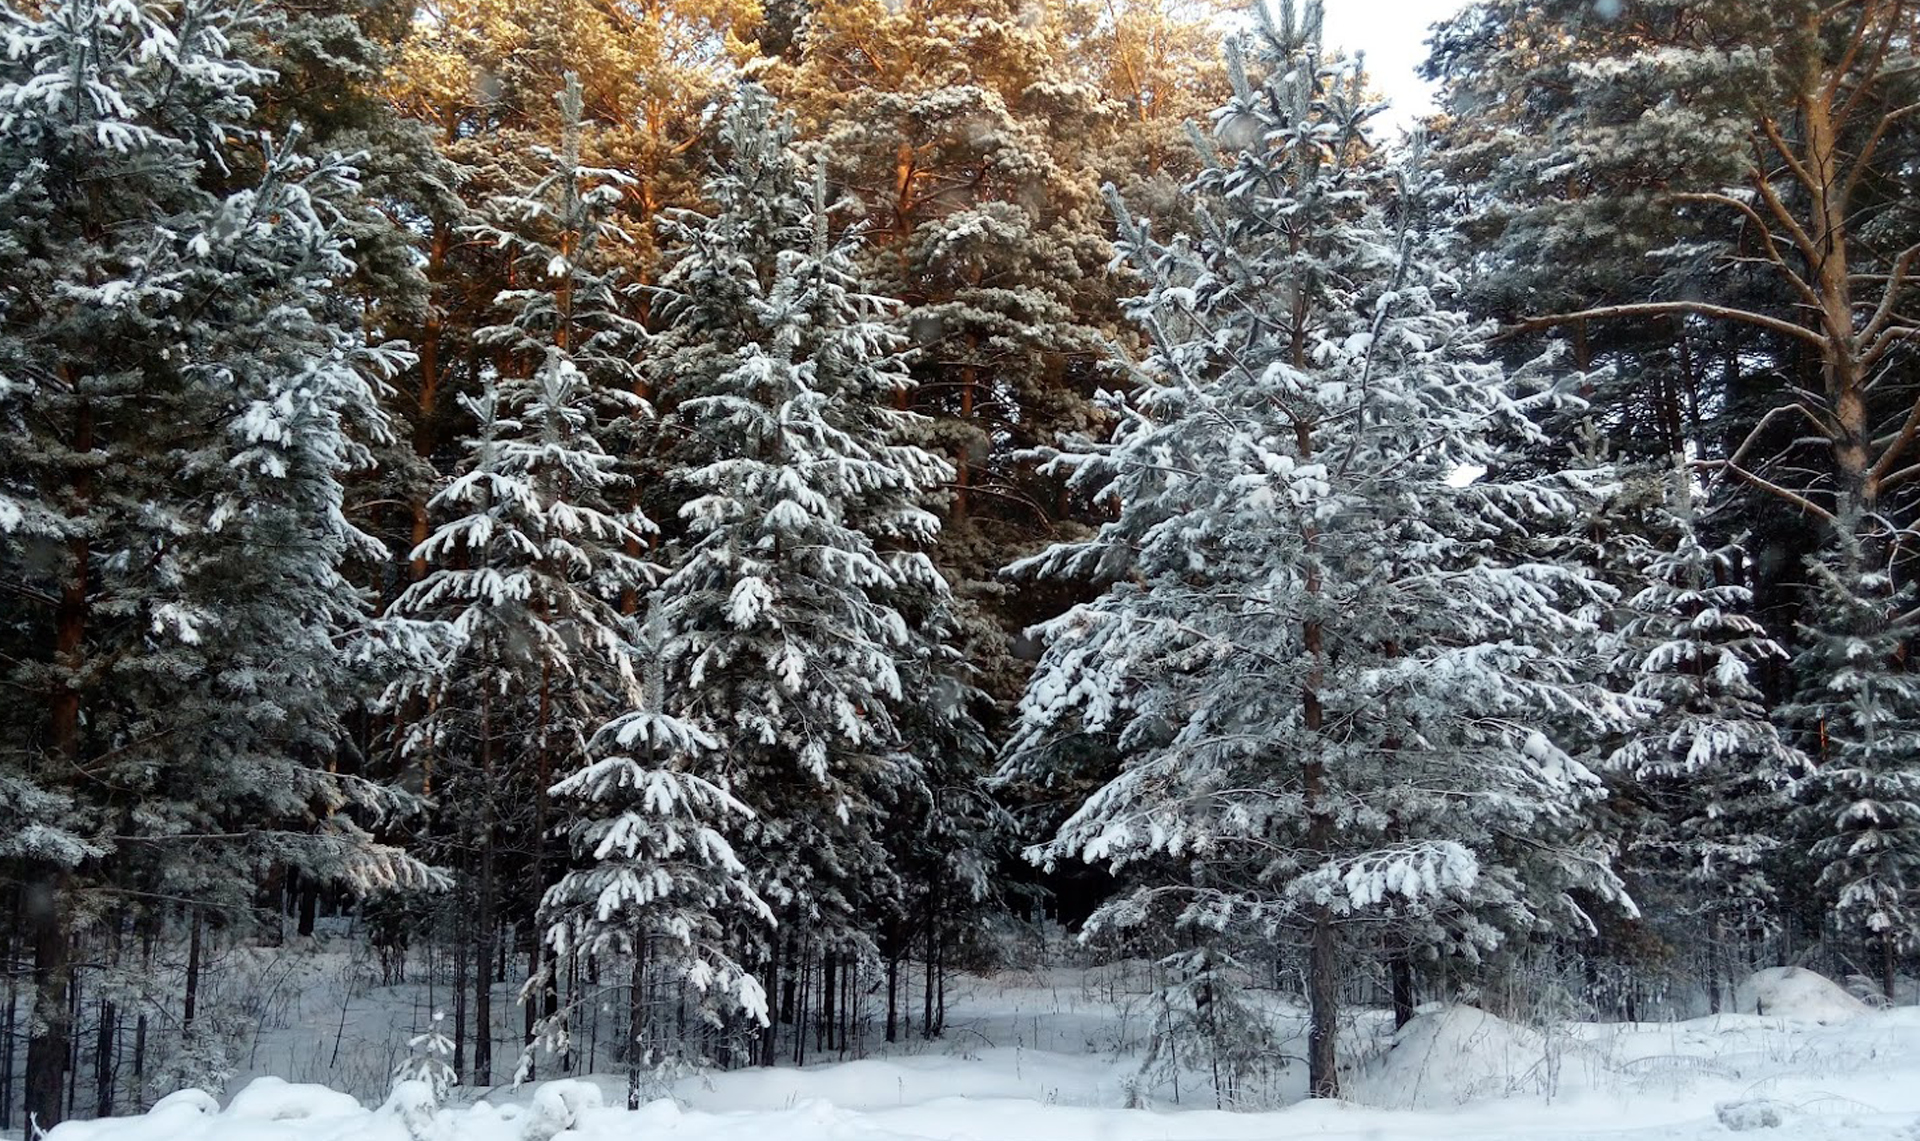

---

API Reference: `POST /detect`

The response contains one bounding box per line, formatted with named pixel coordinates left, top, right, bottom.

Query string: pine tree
left=0, top=0, right=444, bottom=1123
left=1782, top=523, right=1920, bottom=1001
left=388, top=77, right=654, bottom=1082
left=1608, top=459, right=1807, bottom=964
left=646, top=83, right=959, bottom=1059
left=1003, top=5, right=1632, bottom=1100
left=766, top=0, right=1135, bottom=707
left=539, top=614, right=772, bottom=1106
left=1428, top=0, right=1920, bottom=589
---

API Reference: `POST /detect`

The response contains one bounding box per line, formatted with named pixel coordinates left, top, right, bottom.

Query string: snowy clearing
left=38, top=963, right=1920, bottom=1141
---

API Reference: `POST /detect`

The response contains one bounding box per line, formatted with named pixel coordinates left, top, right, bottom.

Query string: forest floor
left=27, top=934, right=1920, bottom=1141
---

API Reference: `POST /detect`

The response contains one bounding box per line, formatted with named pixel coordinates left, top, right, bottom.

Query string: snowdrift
left=1348, top=1004, right=1559, bottom=1109
left=1732, top=966, right=1869, bottom=1023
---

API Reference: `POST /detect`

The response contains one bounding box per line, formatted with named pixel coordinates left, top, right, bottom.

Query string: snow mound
left=225, top=1077, right=364, bottom=1122
left=1733, top=967, right=1868, bottom=1023
left=1348, top=1005, right=1558, bottom=1109
left=1716, top=1097, right=1786, bottom=1131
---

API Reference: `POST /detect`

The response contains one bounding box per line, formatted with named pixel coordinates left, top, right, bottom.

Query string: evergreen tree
left=1608, top=459, right=1807, bottom=964
left=538, top=614, right=773, bottom=1106
left=1782, top=524, right=1920, bottom=1001
left=646, top=83, right=959, bottom=1059
left=0, top=0, right=442, bottom=1123
left=766, top=0, right=1131, bottom=705
left=1003, top=6, right=1631, bottom=1100
left=388, top=77, right=654, bottom=1081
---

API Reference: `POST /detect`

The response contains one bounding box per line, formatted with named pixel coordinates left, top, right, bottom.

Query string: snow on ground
left=38, top=960, right=1920, bottom=1141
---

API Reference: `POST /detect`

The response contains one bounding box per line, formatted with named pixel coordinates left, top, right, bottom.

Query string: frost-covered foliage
left=645, top=84, right=958, bottom=973
left=384, top=73, right=657, bottom=1085
left=1135, top=946, right=1281, bottom=1109
left=1782, top=525, right=1920, bottom=992
left=0, top=0, right=452, bottom=1119
left=391, top=1012, right=458, bottom=1106
left=1608, top=459, right=1807, bottom=928
left=390, top=368, right=650, bottom=767
left=0, top=0, right=440, bottom=897
left=471, top=72, right=646, bottom=395
left=539, top=614, right=773, bottom=1103
left=387, top=68, right=654, bottom=841
left=1002, top=1, right=1632, bottom=1098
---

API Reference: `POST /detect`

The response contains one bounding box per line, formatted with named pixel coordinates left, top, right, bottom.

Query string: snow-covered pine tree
left=646, top=82, right=958, bottom=1060
left=1607, top=459, right=1806, bottom=968
left=473, top=72, right=646, bottom=396
left=1781, top=521, right=1920, bottom=1001
left=539, top=613, right=772, bottom=1106
left=388, top=79, right=653, bottom=1079
left=469, top=68, right=654, bottom=1058
left=1, top=0, right=447, bottom=1122
left=878, top=589, right=1008, bottom=1041
left=388, top=362, right=651, bottom=1082
left=1001, top=4, right=1632, bottom=1101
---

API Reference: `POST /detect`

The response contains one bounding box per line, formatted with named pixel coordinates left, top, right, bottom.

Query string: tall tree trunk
left=760, top=933, right=781, bottom=1068
left=627, top=940, right=646, bottom=1110
left=526, top=662, right=555, bottom=1066
left=818, top=951, right=836, bottom=1053
left=94, top=995, right=116, bottom=1118
left=1306, top=899, right=1339, bottom=1098
left=64, top=968, right=79, bottom=1120
left=922, top=921, right=936, bottom=1040
left=452, top=909, right=469, bottom=1085
left=297, top=881, right=317, bottom=938
left=474, top=690, right=497, bottom=1088
left=885, top=950, right=899, bottom=1044
left=183, top=908, right=202, bottom=1034
left=28, top=393, right=92, bottom=1131
left=1, top=911, right=16, bottom=1133
left=132, top=922, right=151, bottom=1112
left=1297, top=398, right=1340, bottom=1099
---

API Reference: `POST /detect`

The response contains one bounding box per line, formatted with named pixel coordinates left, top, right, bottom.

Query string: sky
left=1321, top=0, right=1470, bottom=129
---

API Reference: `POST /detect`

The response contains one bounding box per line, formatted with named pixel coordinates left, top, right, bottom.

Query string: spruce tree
left=538, top=614, right=773, bottom=1106
left=0, top=0, right=443, bottom=1123
left=766, top=0, right=1131, bottom=710
left=646, top=83, right=961, bottom=1058
left=387, top=73, right=654, bottom=1083
left=1782, top=524, right=1920, bottom=1001
left=1003, top=6, right=1632, bottom=1099
left=1608, top=459, right=1807, bottom=971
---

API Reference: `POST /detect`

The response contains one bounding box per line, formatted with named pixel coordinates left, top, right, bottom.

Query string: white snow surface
left=38, top=961, right=1920, bottom=1141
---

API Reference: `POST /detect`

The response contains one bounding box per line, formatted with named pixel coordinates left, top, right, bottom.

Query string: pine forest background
left=4, top=0, right=1920, bottom=1128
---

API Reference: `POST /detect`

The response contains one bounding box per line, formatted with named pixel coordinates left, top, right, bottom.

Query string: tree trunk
left=627, top=941, right=646, bottom=1110
left=1306, top=903, right=1339, bottom=1098
left=474, top=678, right=498, bottom=1087
left=452, top=908, right=469, bottom=1085
left=133, top=923, right=151, bottom=1112
left=885, top=952, right=899, bottom=1044
left=922, top=923, right=936, bottom=1040
left=95, top=995, right=116, bottom=1118
left=1, top=897, right=16, bottom=1133
left=297, top=881, right=318, bottom=938
left=183, top=908, right=203, bottom=1034
left=818, top=951, right=836, bottom=1053
left=1389, top=942, right=1415, bottom=1030
left=29, top=395, right=92, bottom=1132
left=761, top=934, right=781, bottom=1067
